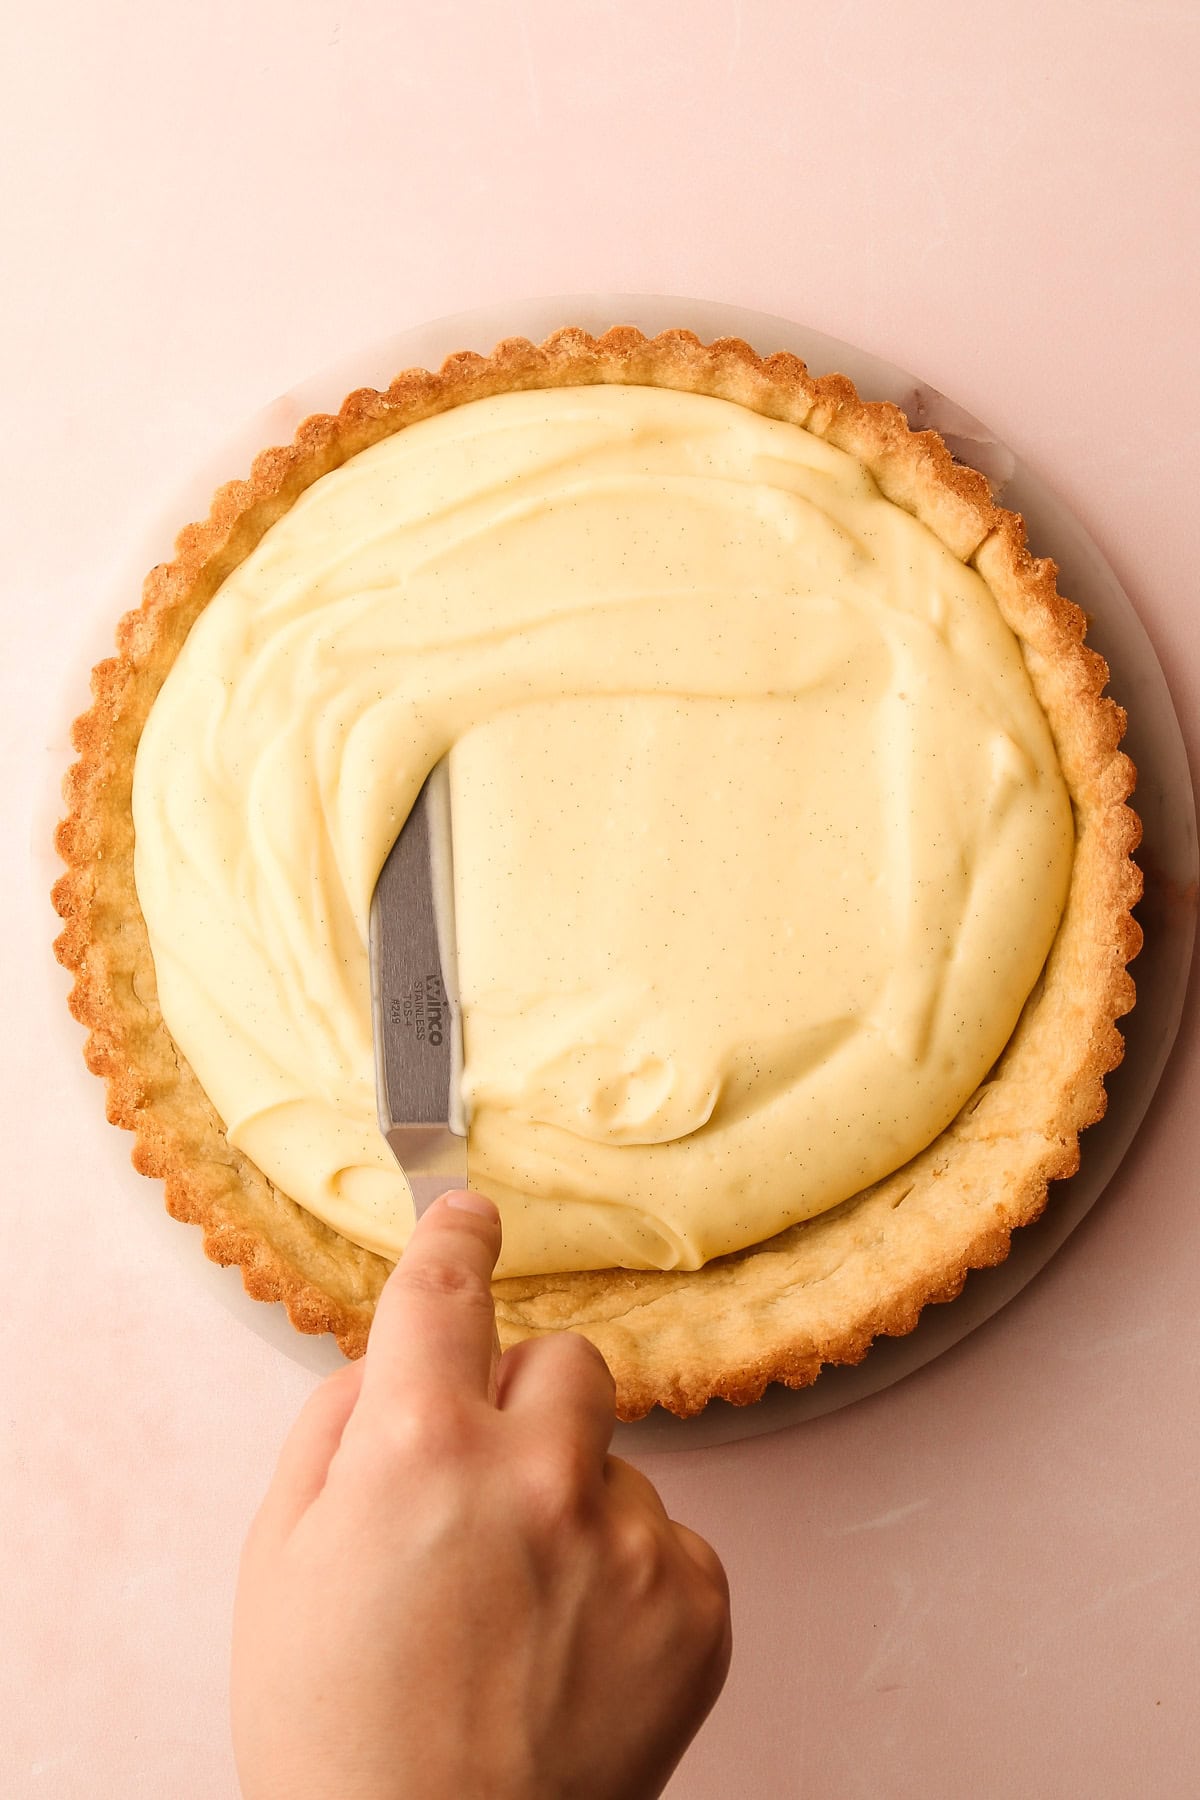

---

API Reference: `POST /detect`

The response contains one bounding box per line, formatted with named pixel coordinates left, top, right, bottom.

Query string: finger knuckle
left=371, top=1389, right=478, bottom=1465
left=397, top=1257, right=493, bottom=1312
left=612, top=1511, right=668, bottom=1594
left=550, top=1330, right=617, bottom=1397
left=520, top=1440, right=595, bottom=1531
left=695, top=1565, right=733, bottom=1648
left=674, top=1530, right=730, bottom=1613
left=691, top=1539, right=731, bottom=1601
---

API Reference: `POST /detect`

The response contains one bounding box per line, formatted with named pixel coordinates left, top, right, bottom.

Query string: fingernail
left=443, top=1190, right=500, bottom=1224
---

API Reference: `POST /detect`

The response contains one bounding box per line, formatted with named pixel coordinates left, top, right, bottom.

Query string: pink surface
left=4, top=3, right=1199, bottom=1795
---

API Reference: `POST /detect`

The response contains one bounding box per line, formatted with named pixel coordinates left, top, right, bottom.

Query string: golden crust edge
left=51, top=325, right=1143, bottom=1419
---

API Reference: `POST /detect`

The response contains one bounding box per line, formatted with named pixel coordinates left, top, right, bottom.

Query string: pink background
left=5, top=3, right=1199, bottom=1795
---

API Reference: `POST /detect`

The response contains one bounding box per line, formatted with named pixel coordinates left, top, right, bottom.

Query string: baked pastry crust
left=53, top=327, right=1142, bottom=1418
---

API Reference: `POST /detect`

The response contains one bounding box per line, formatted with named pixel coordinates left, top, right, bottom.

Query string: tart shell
left=52, top=328, right=1142, bottom=1419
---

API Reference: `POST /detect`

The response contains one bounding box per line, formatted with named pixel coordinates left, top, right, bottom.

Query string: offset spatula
left=369, top=762, right=468, bottom=1216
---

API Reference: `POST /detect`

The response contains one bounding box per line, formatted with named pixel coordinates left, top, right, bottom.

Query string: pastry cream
left=132, top=384, right=1074, bottom=1278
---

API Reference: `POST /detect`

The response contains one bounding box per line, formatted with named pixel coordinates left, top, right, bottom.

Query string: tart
left=53, top=327, right=1141, bottom=1419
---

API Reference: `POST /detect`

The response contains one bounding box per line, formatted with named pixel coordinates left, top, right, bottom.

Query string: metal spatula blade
left=369, top=762, right=467, bottom=1217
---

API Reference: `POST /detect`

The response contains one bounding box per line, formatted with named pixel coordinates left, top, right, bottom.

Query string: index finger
left=361, top=1190, right=502, bottom=1403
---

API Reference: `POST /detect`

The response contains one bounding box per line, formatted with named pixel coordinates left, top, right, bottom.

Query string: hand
left=231, top=1191, right=732, bottom=1800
